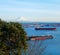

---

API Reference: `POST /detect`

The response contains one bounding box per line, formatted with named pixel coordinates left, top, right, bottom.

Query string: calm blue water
left=23, top=23, right=60, bottom=55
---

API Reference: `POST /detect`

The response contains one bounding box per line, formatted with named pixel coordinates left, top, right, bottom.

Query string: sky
left=0, top=0, right=60, bottom=22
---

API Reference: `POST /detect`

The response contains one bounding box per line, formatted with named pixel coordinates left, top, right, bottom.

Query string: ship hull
left=27, top=35, right=53, bottom=40
left=35, top=28, right=56, bottom=30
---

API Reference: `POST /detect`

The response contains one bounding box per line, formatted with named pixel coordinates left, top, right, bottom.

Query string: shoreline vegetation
left=0, top=19, right=46, bottom=55
left=0, top=19, right=27, bottom=55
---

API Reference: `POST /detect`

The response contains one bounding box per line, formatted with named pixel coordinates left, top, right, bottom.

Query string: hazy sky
left=0, top=0, right=60, bottom=22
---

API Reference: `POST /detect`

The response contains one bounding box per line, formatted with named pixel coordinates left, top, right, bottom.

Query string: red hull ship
left=35, top=28, right=56, bottom=30
left=27, top=35, right=53, bottom=40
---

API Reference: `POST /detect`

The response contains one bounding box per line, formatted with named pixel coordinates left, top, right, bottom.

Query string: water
left=23, top=23, right=60, bottom=55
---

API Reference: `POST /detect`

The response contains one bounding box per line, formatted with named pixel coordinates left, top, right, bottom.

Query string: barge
left=27, top=35, right=53, bottom=40
left=35, top=28, right=56, bottom=30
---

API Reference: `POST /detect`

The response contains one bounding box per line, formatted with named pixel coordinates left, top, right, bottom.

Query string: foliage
left=0, top=19, right=27, bottom=55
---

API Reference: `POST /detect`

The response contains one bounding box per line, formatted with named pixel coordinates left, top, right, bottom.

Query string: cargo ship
left=35, top=27, right=56, bottom=30
left=27, top=35, right=53, bottom=40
